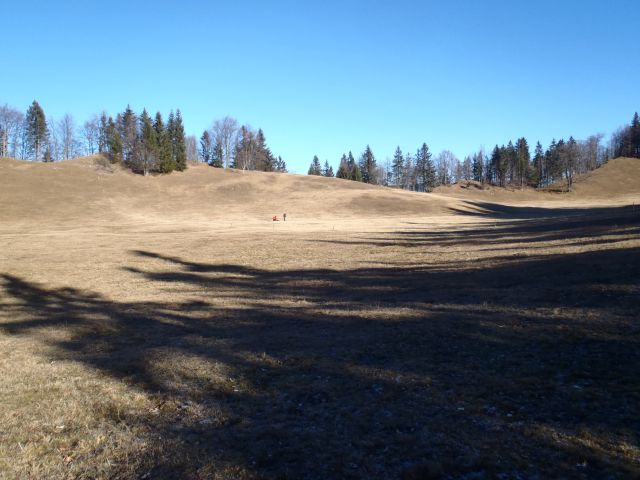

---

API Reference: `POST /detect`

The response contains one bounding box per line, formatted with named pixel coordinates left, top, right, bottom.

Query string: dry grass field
left=1, top=156, right=639, bottom=479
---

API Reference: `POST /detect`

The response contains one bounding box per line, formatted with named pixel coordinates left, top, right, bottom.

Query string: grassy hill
left=1, top=156, right=638, bottom=231
left=0, top=156, right=454, bottom=228
left=434, top=157, right=640, bottom=203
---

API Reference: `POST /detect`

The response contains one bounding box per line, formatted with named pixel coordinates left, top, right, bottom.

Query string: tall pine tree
left=211, top=140, right=224, bottom=167
left=255, top=129, right=274, bottom=171
left=359, top=145, right=376, bottom=183
left=351, top=163, right=362, bottom=182
left=106, top=116, right=122, bottom=163
left=25, top=100, right=48, bottom=161
left=200, top=130, right=213, bottom=164
left=135, top=109, right=157, bottom=176
left=275, top=156, right=287, bottom=172
left=308, top=155, right=322, bottom=175
left=346, top=151, right=362, bottom=181
left=119, top=105, right=137, bottom=163
left=415, top=143, right=436, bottom=192
left=322, top=160, right=334, bottom=177
left=515, top=137, right=530, bottom=188
left=564, top=136, right=578, bottom=190
left=98, top=112, right=109, bottom=153
left=490, top=146, right=504, bottom=186
left=336, top=154, right=350, bottom=179
left=154, top=112, right=175, bottom=173
left=532, top=141, right=544, bottom=187
left=472, top=150, right=484, bottom=183
left=392, top=146, right=404, bottom=187
left=168, top=110, right=187, bottom=171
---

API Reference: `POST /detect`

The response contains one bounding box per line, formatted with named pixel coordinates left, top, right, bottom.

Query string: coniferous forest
left=1, top=101, right=638, bottom=191
left=308, top=112, right=640, bottom=191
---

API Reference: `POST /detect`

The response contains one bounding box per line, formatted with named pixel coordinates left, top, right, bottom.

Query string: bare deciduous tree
left=82, top=115, right=100, bottom=155
left=185, top=135, right=198, bottom=162
left=436, top=150, right=458, bottom=185
left=578, top=133, right=604, bottom=173
left=212, top=116, right=238, bottom=168
left=48, top=116, right=60, bottom=161
left=58, top=114, right=78, bottom=160
left=0, top=104, right=24, bottom=158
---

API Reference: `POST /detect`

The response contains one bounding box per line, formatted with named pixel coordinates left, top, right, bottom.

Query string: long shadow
left=315, top=204, right=640, bottom=250
left=450, top=201, right=640, bottom=219
left=1, top=244, right=639, bottom=477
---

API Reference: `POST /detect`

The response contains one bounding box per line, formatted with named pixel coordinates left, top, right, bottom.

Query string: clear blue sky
left=2, top=0, right=639, bottom=172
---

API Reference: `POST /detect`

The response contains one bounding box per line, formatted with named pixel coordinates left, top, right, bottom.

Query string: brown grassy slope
left=1, top=156, right=638, bottom=232
left=434, top=157, right=640, bottom=203
left=570, top=157, right=640, bottom=200
left=0, top=156, right=455, bottom=229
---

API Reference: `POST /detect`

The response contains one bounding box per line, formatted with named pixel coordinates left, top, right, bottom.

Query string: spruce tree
left=172, top=110, right=187, bottom=171
left=515, top=137, right=530, bottom=188
left=255, top=129, right=274, bottom=171
left=483, top=155, right=492, bottom=184
left=358, top=145, right=376, bottom=183
left=426, top=151, right=436, bottom=190
left=352, top=163, right=363, bottom=182
left=106, top=117, right=122, bottom=163
left=336, top=154, right=350, bottom=179
left=346, top=151, right=359, bottom=181
left=392, top=146, right=404, bottom=187
left=129, top=109, right=157, bottom=175
left=490, top=146, right=503, bottom=186
left=200, top=130, right=212, bottom=164
left=472, top=151, right=484, bottom=183
left=264, top=151, right=275, bottom=171
left=415, top=146, right=425, bottom=190
left=98, top=112, right=109, bottom=153
left=565, top=136, right=578, bottom=190
left=25, top=100, right=48, bottom=160
left=308, top=155, right=322, bottom=175
left=532, top=141, right=544, bottom=187
left=275, top=156, right=287, bottom=172
left=211, top=140, right=224, bottom=167
left=415, top=143, right=435, bottom=192
left=140, top=110, right=155, bottom=144
left=547, top=139, right=565, bottom=184
left=154, top=112, right=174, bottom=173
left=323, top=160, right=334, bottom=177
left=404, top=152, right=417, bottom=188
left=233, top=125, right=256, bottom=170
left=120, top=105, right=137, bottom=163
left=505, top=141, right=516, bottom=185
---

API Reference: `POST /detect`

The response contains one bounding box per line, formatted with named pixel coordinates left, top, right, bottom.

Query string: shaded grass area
left=1, top=210, right=639, bottom=479
left=318, top=204, right=640, bottom=250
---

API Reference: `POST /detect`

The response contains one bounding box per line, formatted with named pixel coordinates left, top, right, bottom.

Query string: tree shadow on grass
left=1, top=238, right=639, bottom=477
left=315, top=204, right=640, bottom=250
left=449, top=201, right=640, bottom=219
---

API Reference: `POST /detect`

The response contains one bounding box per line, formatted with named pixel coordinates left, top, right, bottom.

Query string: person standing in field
left=283, top=213, right=287, bottom=221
